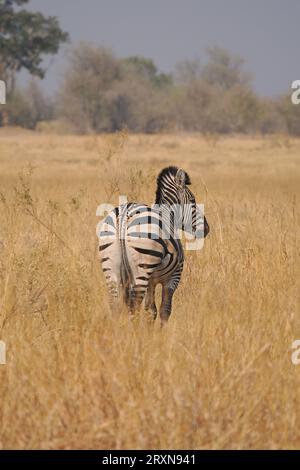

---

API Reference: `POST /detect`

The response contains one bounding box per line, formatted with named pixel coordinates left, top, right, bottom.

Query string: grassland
left=0, top=128, right=299, bottom=449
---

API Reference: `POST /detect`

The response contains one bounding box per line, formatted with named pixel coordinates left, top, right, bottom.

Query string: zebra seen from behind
left=98, top=166, right=209, bottom=324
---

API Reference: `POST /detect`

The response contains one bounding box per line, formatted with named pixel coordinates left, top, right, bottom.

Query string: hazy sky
left=25, top=0, right=300, bottom=96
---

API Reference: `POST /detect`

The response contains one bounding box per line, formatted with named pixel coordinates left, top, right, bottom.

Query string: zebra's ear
left=175, top=168, right=186, bottom=188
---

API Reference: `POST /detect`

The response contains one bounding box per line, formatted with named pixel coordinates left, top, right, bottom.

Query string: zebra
left=98, top=166, right=209, bottom=324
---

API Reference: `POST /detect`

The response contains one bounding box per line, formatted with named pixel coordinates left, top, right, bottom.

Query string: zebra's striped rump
left=99, top=203, right=178, bottom=311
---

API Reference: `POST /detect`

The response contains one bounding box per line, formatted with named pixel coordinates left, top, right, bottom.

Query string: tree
left=58, top=44, right=122, bottom=133
left=201, top=46, right=251, bottom=90
left=0, top=0, right=68, bottom=92
left=173, top=47, right=259, bottom=133
left=174, top=59, right=202, bottom=85
left=59, top=44, right=174, bottom=133
left=122, top=56, right=173, bottom=88
left=6, top=79, right=54, bottom=128
left=220, top=85, right=260, bottom=133
left=277, top=94, right=300, bottom=136
left=106, top=76, right=174, bottom=133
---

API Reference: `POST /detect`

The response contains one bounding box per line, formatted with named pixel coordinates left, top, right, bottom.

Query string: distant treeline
left=3, top=44, right=300, bottom=135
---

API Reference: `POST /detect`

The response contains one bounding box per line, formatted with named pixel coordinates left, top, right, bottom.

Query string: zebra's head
left=155, top=166, right=209, bottom=238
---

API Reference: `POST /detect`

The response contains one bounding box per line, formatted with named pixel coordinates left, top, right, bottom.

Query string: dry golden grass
left=0, top=128, right=299, bottom=449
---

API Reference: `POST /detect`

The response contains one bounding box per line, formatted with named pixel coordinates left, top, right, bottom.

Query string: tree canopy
left=0, top=0, right=68, bottom=86
left=123, top=56, right=173, bottom=88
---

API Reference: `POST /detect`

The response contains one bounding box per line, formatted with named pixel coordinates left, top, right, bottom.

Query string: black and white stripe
left=98, top=166, right=209, bottom=323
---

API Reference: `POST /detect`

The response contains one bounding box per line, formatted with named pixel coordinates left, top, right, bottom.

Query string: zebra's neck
left=155, top=195, right=181, bottom=238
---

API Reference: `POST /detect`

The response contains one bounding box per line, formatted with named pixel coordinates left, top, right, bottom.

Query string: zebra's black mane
left=155, top=166, right=191, bottom=204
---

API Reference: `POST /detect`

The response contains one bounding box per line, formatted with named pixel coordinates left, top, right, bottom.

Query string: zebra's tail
left=119, top=206, right=136, bottom=310
left=120, top=243, right=135, bottom=309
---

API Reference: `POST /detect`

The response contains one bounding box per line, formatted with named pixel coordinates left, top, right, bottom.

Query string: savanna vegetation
left=5, top=43, right=300, bottom=135
left=1, top=0, right=299, bottom=452
left=0, top=129, right=299, bottom=449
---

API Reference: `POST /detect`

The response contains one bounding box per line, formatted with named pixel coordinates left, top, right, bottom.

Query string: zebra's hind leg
left=126, top=285, right=145, bottom=315
left=159, top=285, right=175, bottom=325
left=144, top=282, right=157, bottom=321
